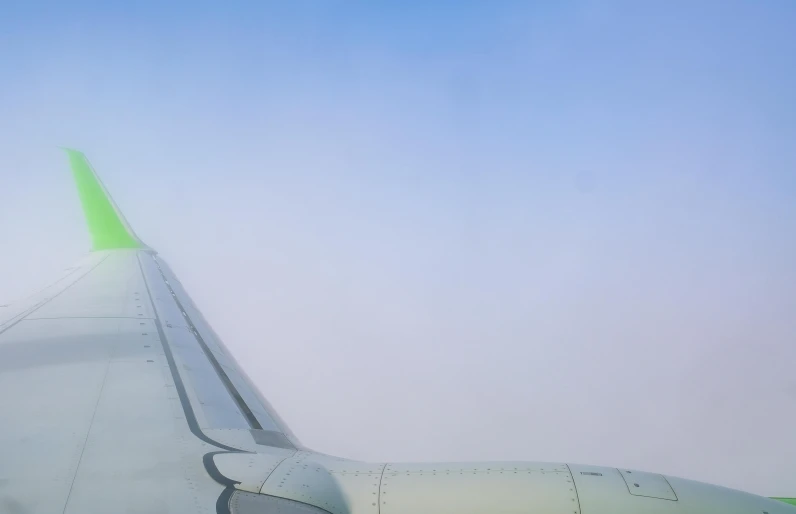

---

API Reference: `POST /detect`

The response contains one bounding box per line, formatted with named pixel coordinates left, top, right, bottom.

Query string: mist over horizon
left=2, top=0, right=795, bottom=497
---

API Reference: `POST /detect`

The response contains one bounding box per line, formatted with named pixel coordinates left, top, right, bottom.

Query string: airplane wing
left=0, top=150, right=793, bottom=514
left=0, top=150, right=301, bottom=513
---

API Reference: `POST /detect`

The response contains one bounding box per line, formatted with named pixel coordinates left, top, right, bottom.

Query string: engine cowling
left=213, top=452, right=795, bottom=514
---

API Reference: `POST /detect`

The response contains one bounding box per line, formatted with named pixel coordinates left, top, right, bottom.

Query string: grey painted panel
left=221, top=363, right=283, bottom=432
left=251, top=429, right=295, bottom=449
left=181, top=301, right=230, bottom=356
left=231, top=491, right=333, bottom=514
left=143, top=266, right=256, bottom=430
left=200, top=403, right=252, bottom=430
left=171, top=330, right=252, bottom=429
left=140, top=258, right=237, bottom=416
left=141, top=254, right=295, bottom=441
left=204, top=428, right=294, bottom=454
left=176, top=306, right=284, bottom=432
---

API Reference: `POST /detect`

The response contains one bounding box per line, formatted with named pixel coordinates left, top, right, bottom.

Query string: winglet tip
left=64, top=149, right=147, bottom=252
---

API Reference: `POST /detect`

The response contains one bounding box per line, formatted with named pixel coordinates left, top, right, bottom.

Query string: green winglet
left=772, top=498, right=796, bottom=507
left=64, top=149, right=144, bottom=251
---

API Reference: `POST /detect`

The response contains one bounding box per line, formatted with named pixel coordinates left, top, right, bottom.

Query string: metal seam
left=60, top=319, right=118, bottom=514
left=150, top=254, right=265, bottom=432
left=565, top=464, right=583, bottom=514
left=136, top=251, right=240, bottom=452
left=377, top=463, right=387, bottom=514
left=0, top=253, right=110, bottom=337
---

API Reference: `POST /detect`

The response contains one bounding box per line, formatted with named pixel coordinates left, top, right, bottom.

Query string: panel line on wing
left=136, top=252, right=241, bottom=452
left=148, top=254, right=265, bottom=431
left=0, top=254, right=110, bottom=337
left=24, top=316, right=156, bottom=321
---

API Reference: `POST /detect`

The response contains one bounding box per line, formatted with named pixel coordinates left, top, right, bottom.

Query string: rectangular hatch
left=618, top=469, right=678, bottom=500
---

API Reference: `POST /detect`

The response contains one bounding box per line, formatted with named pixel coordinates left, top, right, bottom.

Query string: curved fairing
left=0, top=152, right=792, bottom=513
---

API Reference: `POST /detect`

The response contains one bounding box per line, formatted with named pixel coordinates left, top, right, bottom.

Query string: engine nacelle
left=213, top=451, right=794, bottom=514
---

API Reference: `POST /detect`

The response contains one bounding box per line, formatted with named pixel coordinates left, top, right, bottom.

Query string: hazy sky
left=2, top=0, right=796, bottom=497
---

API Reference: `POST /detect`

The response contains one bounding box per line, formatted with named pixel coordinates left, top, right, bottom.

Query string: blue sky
left=2, top=0, right=796, bottom=496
